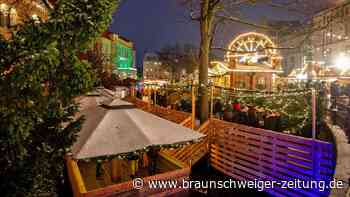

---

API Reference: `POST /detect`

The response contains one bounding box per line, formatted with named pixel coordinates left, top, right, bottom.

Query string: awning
left=71, top=96, right=205, bottom=160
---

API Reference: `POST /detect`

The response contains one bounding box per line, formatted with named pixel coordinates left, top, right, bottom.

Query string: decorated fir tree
left=0, top=0, right=120, bottom=196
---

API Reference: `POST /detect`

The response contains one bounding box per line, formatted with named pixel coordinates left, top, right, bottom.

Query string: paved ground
left=326, top=118, right=350, bottom=197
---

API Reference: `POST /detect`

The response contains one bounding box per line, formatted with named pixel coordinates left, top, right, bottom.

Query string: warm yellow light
left=9, top=8, right=16, bottom=14
left=0, top=3, right=8, bottom=11
left=335, top=53, right=350, bottom=71
left=296, top=73, right=308, bottom=80
left=226, top=32, right=281, bottom=65
left=227, top=32, right=277, bottom=52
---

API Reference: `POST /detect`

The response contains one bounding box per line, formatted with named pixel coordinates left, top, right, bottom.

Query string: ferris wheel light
left=226, top=32, right=281, bottom=66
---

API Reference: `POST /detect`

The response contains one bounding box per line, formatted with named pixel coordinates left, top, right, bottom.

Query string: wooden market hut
left=66, top=91, right=205, bottom=197
left=209, top=32, right=283, bottom=91
left=209, top=61, right=283, bottom=91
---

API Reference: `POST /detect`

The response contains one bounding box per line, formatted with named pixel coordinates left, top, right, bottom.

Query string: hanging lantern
left=9, top=8, right=17, bottom=27
left=31, top=14, right=40, bottom=24
left=0, top=3, right=8, bottom=27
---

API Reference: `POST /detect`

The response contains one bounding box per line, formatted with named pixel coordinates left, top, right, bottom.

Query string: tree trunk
left=198, top=0, right=213, bottom=123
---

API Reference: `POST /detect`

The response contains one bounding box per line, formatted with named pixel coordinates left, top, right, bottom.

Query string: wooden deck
left=67, top=97, right=337, bottom=197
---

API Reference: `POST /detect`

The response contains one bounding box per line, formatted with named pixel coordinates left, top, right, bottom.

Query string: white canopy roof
left=71, top=96, right=205, bottom=160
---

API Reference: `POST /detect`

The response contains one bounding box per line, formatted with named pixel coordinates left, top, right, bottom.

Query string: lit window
left=0, top=4, right=8, bottom=27
left=9, top=8, right=17, bottom=27
left=31, top=14, right=40, bottom=23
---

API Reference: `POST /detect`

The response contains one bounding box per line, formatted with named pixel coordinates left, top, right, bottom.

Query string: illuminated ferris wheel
left=225, top=32, right=281, bottom=67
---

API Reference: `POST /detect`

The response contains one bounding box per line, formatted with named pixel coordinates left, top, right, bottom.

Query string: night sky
left=109, top=0, right=199, bottom=67
left=109, top=0, right=339, bottom=68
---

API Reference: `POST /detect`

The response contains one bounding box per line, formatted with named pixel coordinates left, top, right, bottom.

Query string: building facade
left=274, top=1, right=350, bottom=77
left=311, top=2, right=350, bottom=68
left=94, top=32, right=137, bottom=79
left=142, top=53, right=170, bottom=83
left=0, top=0, right=54, bottom=39
left=268, top=21, right=306, bottom=75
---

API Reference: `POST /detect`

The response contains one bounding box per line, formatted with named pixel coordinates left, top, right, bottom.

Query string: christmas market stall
left=66, top=93, right=205, bottom=197
left=209, top=32, right=283, bottom=91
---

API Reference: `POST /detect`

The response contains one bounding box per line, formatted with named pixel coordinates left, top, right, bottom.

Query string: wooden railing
left=207, top=119, right=335, bottom=197
left=124, top=95, right=210, bottom=168
left=124, top=97, right=190, bottom=124
left=66, top=156, right=87, bottom=197
left=160, top=121, right=211, bottom=168
left=83, top=168, right=190, bottom=197
left=66, top=155, right=190, bottom=197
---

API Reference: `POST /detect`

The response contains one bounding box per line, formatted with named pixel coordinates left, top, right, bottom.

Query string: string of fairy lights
left=145, top=83, right=317, bottom=134
left=80, top=138, right=203, bottom=162
left=220, top=88, right=315, bottom=133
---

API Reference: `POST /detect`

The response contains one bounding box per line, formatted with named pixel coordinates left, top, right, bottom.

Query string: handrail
left=66, top=155, right=87, bottom=197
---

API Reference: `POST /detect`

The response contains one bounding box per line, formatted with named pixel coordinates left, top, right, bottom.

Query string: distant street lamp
left=335, top=53, right=350, bottom=72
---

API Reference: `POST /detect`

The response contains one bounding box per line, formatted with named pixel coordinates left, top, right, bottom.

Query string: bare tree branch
left=215, top=14, right=273, bottom=30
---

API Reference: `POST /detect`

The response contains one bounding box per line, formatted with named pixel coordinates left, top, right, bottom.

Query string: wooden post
left=148, top=88, right=152, bottom=108
left=154, top=88, right=157, bottom=106
left=65, top=155, right=87, bottom=197
left=111, top=159, right=121, bottom=182
left=130, top=159, right=138, bottom=177
left=210, top=85, right=214, bottom=118
left=192, top=84, right=196, bottom=130
left=312, top=89, right=317, bottom=140
left=132, top=87, right=135, bottom=97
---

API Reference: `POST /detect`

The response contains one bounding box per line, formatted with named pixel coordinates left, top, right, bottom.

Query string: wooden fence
left=124, top=97, right=191, bottom=124
left=83, top=168, right=190, bottom=197
left=207, top=119, right=335, bottom=197
left=160, top=121, right=211, bottom=168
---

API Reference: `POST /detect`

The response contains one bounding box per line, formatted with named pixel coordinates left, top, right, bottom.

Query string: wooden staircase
left=160, top=121, right=211, bottom=168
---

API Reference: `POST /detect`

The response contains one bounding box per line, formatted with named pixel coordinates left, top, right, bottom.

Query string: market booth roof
left=209, top=61, right=283, bottom=77
left=71, top=97, right=204, bottom=160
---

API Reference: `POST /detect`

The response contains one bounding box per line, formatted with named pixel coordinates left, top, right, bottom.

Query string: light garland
left=221, top=88, right=315, bottom=134
left=79, top=138, right=203, bottom=162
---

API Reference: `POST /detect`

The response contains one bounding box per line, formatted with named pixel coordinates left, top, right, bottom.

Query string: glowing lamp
left=32, top=14, right=39, bottom=21
left=0, top=3, right=7, bottom=11
left=335, top=53, right=350, bottom=71
left=296, top=73, right=307, bottom=80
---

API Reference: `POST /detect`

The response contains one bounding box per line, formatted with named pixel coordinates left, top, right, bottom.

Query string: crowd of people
left=213, top=99, right=283, bottom=131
